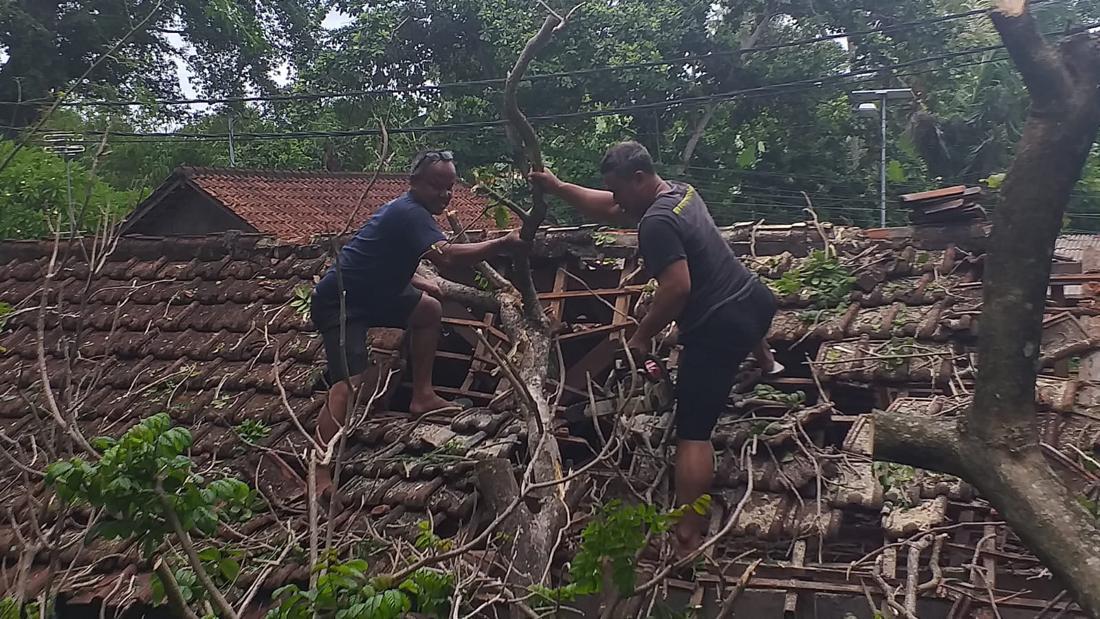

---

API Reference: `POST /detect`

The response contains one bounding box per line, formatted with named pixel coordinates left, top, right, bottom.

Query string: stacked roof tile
left=121, top=167, right=510, bottom=242
left=0, top=222, right=1094, bottom=615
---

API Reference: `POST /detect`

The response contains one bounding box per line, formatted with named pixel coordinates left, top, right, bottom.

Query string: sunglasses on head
left=412, top=150, right=454, bottom=173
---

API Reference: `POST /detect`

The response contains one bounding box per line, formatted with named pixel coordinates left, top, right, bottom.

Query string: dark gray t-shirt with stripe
left=637, top=182, right=755, bottom=335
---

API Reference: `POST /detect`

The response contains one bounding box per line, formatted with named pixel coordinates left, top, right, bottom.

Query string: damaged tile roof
left=1, top=221, right=1096, bottom=615
left=120, top=167, right=510, bottom=242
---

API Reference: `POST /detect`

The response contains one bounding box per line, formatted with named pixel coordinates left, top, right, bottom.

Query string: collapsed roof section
left=1, top=221, right=1098, bottom=615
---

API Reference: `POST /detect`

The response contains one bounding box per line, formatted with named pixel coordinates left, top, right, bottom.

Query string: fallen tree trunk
left=872, top=1, right=1100, bottom=615
left=423, top=11, right=576, bottom=595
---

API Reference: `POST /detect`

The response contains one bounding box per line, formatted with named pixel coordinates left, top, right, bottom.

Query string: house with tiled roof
left=1, top=221, right=1097, bottom=616
left=118, top=167, right=508, bottom=242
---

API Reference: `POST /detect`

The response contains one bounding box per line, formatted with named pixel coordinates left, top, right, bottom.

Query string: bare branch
left=154, top=482, right=239, bottom=619
left=153, top=560, right=202, bottom=619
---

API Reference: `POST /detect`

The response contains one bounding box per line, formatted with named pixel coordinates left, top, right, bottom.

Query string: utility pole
left=851, top=88, right=915, bottom=228
left=228, top=114, right=236, bottom=167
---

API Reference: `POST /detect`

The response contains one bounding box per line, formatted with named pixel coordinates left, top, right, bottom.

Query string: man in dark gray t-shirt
left=530, top=141, right=780, bottom=557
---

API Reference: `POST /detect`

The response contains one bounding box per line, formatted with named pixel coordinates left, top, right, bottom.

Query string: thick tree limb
left=970, top=10, right=1100, bottom=443
left=504, top=14, right=562, bottom=322
left=991, top=2, right=1073, bottom=109
left=873, top=3, right=1100, bottom=616
left=872, top=412, right=963, bottom=478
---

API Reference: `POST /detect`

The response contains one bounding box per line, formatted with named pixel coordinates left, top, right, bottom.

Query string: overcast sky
left=170, top=9, right=353, bottom=103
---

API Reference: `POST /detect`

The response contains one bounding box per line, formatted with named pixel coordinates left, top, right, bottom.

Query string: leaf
left=45, top=460, right=74, bottom=484
left=271, top=584, right=301, bottom=601
left=492, top=203, right=510, bottom=229
left=361, top=590, right=410, bottom=619
left=885, top=159, right=907, bottom=183
left=219, top=558, right=241, bottom=581
left=198, top=547, right=221, bottom=562
left=87, top=520, right=135, bottom=541
left=736, top=142, right=757, bottom=168
left=983, top=172, right=1006, bottom=189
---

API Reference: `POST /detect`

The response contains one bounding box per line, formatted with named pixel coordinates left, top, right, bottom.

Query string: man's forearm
left=436, top=237, right=506, bottom=267
left=553, top=183, right=626, bottom=225
left=631, top=285, right=687, bottom=345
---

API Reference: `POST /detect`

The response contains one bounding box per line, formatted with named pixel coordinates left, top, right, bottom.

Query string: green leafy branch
left=45, top=414, right=257, bottom=619
left=768, top=250, right=855, bottom=309
left=268, top=558, right=454, bottom=619
left=531, top=497, right=710, bottom=606
left=234, top=419, right=271, bottom=444
left=751, top=384, right=806, bottom=408
left=290, top=285, right=311, bottom=318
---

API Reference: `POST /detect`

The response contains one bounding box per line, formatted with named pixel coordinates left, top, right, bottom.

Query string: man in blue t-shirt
left=312, top=149, right=523, bottom=495
left=530, top=141, right=780, bottom=556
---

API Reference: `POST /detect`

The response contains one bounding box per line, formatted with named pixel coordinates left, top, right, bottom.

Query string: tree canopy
left=1, top=0, right=1099, bottom=237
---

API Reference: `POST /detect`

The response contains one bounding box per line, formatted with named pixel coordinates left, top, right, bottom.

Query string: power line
left=3, top=1, right=1067, bottom=110
left=6, top=46, right=1030, bottom=145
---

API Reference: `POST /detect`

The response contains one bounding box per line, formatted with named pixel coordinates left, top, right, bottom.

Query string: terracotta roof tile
left=0, top=227, right=1076, bottom=612
left=179, top=167, right=509, bottom=242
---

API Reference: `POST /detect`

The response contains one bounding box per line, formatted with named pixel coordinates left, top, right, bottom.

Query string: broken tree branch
left=990, top=1, right=1073, bottom=109
left=155, top=482, right=239, bottom=619
left=504, top=13, right=562, bottom=322
left=872, top=5, right=1100, bottom=615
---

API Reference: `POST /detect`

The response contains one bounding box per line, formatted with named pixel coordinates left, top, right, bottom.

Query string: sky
left=169, top=9, right=353, bottom=103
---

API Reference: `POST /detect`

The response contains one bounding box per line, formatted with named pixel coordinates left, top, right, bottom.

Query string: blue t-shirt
left=313, top=192, right=446, bottom=313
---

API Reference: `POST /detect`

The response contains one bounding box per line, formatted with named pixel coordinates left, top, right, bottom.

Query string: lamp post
left=851, top=88, right=915, bottom=228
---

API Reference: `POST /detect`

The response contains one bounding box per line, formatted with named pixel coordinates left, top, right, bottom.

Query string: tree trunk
left=426, top=12, right=574, bottom=593
left=873, top=2, right=1100, bottom=615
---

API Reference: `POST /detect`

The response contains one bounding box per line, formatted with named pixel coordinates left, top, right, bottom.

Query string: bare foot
left=673, top=513, right=705, bottom=562
left=409, top=392, right=458, bottom=417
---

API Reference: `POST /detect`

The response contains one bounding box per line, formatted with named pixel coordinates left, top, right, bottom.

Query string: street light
left=850, top=88, right=915, bottom=228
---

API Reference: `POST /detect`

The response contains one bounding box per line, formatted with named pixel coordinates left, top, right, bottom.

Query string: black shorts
left=675, top=281, right=777, bottom=441
left=311, top=285, right=423, bottom=382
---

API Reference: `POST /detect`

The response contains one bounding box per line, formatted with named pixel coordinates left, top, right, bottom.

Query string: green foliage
left=591, top=231, right=616, bottom=247
left=880, top=337, right=918, bottom=370
left=45, top=414, right=257, bottom=557
left=290, top=285, right=312, bottom=318
left=796, top=306, right=843, bottom=324
left=885, top=159, right=908, bottom=183
left=0, top=598, right=19, bottom=619
left=1077, top=496, right=1100, bottom=519
left=768, top=250, right=856, bottom=309
left=874, top=462, right=916, bottom=496
left=491, top=204, right=511, bottom=229
left=0, top=142, right=142, bottom=239
left=414, top=520, right=453, bottom=553
left=533, top=497, right=709, bottom=605
left=751, top=384, right=806, bottom=407
left=267, top=559, right=453, bottom=619
left=473, top=272, right=492, bottom=292
left=0, top=302, right=11, bottom=332
left=234, top=419, right=271, bottom=444
left=982, top=173, right=1006, bottom=190
left=151, top=567, right=204, bottom=606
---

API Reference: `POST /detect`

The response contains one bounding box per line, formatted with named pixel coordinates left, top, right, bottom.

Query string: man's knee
left=409, top=294, right=442, bottom=327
